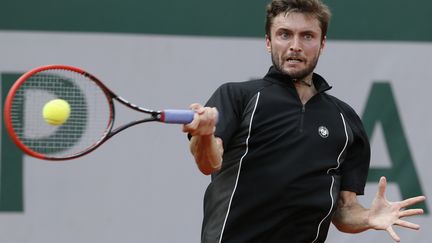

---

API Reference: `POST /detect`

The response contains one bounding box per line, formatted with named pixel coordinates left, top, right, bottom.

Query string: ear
left=265, top=34, right=271, bottom=53
left=319, top=36, right=326, bottom=55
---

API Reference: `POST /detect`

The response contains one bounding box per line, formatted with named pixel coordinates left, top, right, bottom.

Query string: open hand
left=368, top=176, right=426, bottom=242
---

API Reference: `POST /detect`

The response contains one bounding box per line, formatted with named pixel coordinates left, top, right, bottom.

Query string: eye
left=277, top=31, right=291, bottom=40
left=304, top=34, right=313, bottom=40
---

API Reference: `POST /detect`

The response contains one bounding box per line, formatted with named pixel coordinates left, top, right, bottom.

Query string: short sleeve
left=336, top=100, right=371, bottom=195
left=205, top=83, right=244, bottom=150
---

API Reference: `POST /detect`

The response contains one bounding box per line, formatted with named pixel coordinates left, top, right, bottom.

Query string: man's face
left=266, top=12, right=325, bottom=81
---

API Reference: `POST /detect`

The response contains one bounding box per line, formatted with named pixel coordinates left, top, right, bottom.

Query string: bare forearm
left=332, top=200, right=370, bottom=233
left=333, top=182, right=426, bottom=242
left=190, top=135, right=223, bottom=175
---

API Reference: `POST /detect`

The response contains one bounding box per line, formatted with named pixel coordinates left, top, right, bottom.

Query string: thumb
left=377, top=176, right=387, bottom=199
left=189, top=103, right=205, bottom=114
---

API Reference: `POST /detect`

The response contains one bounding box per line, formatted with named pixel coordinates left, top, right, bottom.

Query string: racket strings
left=9, top=69, right=112, bottom=158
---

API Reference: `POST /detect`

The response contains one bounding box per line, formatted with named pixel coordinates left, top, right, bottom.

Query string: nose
left=289, top=36, right=302, bottom=52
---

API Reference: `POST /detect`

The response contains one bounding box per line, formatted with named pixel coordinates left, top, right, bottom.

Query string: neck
left=293, top=80, right=317, bottom=104
left=293, top=79, right=313, bottom=87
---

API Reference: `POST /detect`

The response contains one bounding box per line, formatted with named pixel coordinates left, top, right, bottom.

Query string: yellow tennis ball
left=42, top=99, right=71, bottom=126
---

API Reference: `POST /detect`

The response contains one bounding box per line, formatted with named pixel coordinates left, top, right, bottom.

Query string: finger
left=182, top=113, right=200, bottom=133
left=395, top=219, right=420, bottom=230
left=182, top=122, right=198, bottom=134
left=386, top=226, right=401, bottom=242
left=210, top=107, right=219, bottom=125
left=205, top=109, right=218, bottom=135
left=215, top=137, right=223, bottom=147
left=190, top=103, right=206, bottom=115
left=189, top=103, right=203, bottom=110
left=399, top=208, right=424, bottom=218
left=377, top=176, right=387, bottom=198
left=189, top=108, right=217, bottom=136
left=199, top=107, right=217, bottom=126
left=399, top=196, right=426, bottom=208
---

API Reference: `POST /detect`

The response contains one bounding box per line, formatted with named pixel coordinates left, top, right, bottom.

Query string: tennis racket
left=3, top=64, right=195, bottom=160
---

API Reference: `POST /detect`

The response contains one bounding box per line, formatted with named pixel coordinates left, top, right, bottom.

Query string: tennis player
left=183, top=0, right=426, bottom=242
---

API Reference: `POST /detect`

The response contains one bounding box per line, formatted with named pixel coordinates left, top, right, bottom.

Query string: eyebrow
left=276, top=27, right=318, bottom=35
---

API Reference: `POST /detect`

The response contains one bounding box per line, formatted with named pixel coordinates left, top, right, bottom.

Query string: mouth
left=286, top=56, right=304, bottom=64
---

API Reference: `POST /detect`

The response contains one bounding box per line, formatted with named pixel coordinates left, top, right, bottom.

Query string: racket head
left=4, top=65, right=114, bottom=160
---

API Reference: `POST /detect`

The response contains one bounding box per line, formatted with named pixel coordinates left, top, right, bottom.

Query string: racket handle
left=161, top=109, right=195, bottom=124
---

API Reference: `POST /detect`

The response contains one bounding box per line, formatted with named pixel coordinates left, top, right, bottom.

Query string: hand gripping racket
left=3, top=65, right=194, bottom=160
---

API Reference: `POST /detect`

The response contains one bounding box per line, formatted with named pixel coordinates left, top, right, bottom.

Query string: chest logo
left=318, top=126, right=329, bottom=138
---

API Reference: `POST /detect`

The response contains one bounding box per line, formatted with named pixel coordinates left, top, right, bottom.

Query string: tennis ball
left=42, top=99, right=71, bottom=126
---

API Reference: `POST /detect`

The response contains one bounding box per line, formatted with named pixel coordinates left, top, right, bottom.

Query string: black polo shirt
left=200, top=67, right=370, bottom=243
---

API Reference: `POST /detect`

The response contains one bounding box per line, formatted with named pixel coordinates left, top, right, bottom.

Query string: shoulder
left=212, top=79, right=271, bottom=102
left=206, top=79, right=271, bottom=116
left=218, top=79, right=271, bottom=94
left=325, top=94, right=360, bottom=119
left=325, top=94, right=369, bottom=141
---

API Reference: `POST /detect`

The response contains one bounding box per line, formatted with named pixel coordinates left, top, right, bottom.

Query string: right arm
left=183, top=103, right=223, bottom=175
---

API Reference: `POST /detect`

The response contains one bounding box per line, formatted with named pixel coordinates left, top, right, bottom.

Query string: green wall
left=1, top=0, right=431, bottom=42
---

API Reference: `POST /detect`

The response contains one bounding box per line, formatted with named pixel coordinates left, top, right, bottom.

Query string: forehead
left=271, top=12, right=322, bottom=34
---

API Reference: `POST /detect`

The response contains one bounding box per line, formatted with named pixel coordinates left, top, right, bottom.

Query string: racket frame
left=3, top=64, right=186, bottom=160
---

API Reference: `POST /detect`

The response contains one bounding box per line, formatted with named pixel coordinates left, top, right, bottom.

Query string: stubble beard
left=271, top=52, right=320, bottom=81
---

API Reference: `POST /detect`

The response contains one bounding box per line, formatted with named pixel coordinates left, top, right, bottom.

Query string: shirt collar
left=263, top=66, right=332, bottom=93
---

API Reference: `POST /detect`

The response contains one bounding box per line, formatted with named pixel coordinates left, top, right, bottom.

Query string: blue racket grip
left=161, top=109, right=195, bottom=124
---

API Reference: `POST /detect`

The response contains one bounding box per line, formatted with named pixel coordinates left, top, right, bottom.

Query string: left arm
left=332, top=176, right=426, bottom=242
left=332, top=190, right=369, bottom=234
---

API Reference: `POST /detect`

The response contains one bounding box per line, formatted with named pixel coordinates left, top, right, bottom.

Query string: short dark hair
left=265, top=0, right=332, bottom=40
